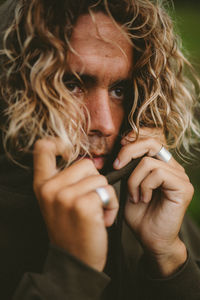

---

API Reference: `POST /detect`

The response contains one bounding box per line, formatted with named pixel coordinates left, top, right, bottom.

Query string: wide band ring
left=95, top=187, right=110, bottom=207
left=155, top=146, right=172, bottom=163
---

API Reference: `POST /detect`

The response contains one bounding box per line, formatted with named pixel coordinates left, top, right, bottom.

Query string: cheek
left=113, top=108, right=125, bottom=133
left=106, top=108, right=124, bottom=151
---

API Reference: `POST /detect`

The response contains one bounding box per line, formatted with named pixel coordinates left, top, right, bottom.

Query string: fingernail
left=113, top=158, right=120, bottom=169
left=128, top=195, right=135, bottom=203
left=128, top=194, right=138, bottom=204
left=121, top=139, right=126, bottom=145
left=121, top=138, right=129, bottom=145
left=140, top=195, right=146, bottom=203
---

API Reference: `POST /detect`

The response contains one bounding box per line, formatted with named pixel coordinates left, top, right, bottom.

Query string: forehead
left=67, top=12, right=133, bottom=78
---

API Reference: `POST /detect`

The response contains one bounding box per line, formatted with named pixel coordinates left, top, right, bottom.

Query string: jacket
left=1, top=153, right=200, bottom=300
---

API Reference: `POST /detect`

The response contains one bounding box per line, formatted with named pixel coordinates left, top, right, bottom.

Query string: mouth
left=78, top=153, right=108, bottom=170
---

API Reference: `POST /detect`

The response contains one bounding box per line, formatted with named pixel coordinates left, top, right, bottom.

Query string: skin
left=33, top=13, right=193, bottom=276
left=116, top=129, right=192, bottom=276
left=65, top=13, right=133, bottom=170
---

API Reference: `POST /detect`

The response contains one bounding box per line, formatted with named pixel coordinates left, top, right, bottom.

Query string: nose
left=87, top=89, right=116, bottom=137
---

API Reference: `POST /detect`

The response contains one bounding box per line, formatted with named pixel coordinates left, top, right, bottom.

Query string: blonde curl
left=0, top=0, right=199, bottom=165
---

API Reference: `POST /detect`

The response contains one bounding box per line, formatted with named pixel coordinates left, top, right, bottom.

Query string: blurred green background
left=0, top=0, right=199, bottom=224
left=172, top=0, right=200, bottom=226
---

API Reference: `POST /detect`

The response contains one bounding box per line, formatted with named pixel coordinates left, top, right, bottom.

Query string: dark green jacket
left=0, top=154, right=200, bottom=300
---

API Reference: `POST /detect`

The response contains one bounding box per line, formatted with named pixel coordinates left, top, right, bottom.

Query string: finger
left=139, top=168, right=193, bottom=205
left=68, top=185, right=119, bottom=228
left=127, top=157, right=189, bottom=201
left=53, top=174, right=108, bottom=203
left=121, top=131, right=137, bottom=145
left=114, top=138, right=179, bottom=170
left=33, top=138, right=67, bottom=185
left=92, top=185, right=119, bottom=227
left=51, top=182, right=118, bottom=228
left=38, top=159, right=100, bottom=199
left=128, top=188, right=140, bottom=204
left=49, top=158, right=99, bottom=188
left=121, top=127, right=166, bottom=145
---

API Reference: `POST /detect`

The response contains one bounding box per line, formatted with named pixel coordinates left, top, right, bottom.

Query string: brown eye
left=110, top=86, right=124, bottom=101
left=65, top=81, right=84, bottom=95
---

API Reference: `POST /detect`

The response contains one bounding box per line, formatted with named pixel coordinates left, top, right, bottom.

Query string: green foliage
left=174, top=5, right=200, bottom=70
left=173, top=2, right=200, bottom=225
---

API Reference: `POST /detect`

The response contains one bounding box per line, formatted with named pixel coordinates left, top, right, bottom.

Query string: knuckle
left=53, top=189, right=77, bottom=212
left=145, top=137, right=159, bottom=149
left=98, top=174, right=108, bottom=185
left=85, top=158, right=94, bottom=167
left=107, top=185, right=119, bottom=207
left=183, top=173, right=190, bottom=182
left=73, top=197, right=84, bottom=211
left=82, top=158, right=97, bottom=171
left=117, top=145, right=128, bottom=159
left=179, top=182, right=194, bottom=205
left=141, top=156, right=153, bottom=168
left=34, top=139, right=44, bottom=151
left=39, top=181, right=54, bottom=201
left=34, top=138, right=54, bottom=153
left=186, top=182, right=194, bottom=198
left=178, top=164, right=185, bottom=172
left=73, top=196, right=91, bottom=217
left=55, top=188, right=71, bottom=205
left=106, top=185, right=115, bottom=197
left=153, top=167, right=164, bottom=177
left=148, top=137, right=156, bottom=145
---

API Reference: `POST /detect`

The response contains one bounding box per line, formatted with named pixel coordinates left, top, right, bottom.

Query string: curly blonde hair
left=0, top=0, right=199, bottom=164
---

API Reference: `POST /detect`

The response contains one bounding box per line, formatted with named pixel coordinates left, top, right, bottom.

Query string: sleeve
left=137, top=252, right=200, bottom=300
left=13, top=244, right=110, bottom=300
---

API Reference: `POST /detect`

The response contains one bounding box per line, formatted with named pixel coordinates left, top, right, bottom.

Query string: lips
left=91, top=152, right=107, bottom=158
left=91, top=155, right=107, bottom=170
left=77, top=153, right=108, bottom=170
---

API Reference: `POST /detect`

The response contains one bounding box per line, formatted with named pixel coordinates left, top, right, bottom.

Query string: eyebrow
left=63, top=72, right=131, bottom=87
left=63, top=73, right=97, bottom=85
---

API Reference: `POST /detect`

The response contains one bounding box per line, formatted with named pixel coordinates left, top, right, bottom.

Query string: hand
left=113, top=129, right=194, bottom=276
left=33, top=138, right=119, bottom=271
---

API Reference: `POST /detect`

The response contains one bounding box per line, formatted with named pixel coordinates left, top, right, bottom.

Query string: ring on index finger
left=95, top=187, right=110, bottom=207
left=155, top=145, right=172, bottom=163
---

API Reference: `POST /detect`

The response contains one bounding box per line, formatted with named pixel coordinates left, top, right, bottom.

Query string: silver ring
left=95, top=187, right=110, bottom=207
left=155, top=146, right=172, bottom=163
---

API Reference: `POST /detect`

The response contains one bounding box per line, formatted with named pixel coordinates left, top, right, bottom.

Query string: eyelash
left=64, top=80, right=126, bottom=102
left=65, top=81, right=84, bottom=94
left=110, top=87, right=125, bottom=100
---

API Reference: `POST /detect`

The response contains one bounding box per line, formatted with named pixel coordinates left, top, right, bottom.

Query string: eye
left=110, top=86, right=125, bottom=101
left=65, top=81, right=84, bottom=95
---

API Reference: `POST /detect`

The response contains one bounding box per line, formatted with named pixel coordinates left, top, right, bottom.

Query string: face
left=66, top=12, right=133, bottom=170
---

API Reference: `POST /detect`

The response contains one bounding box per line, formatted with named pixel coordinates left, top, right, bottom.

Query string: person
left=0, top=0, right=200, bottom=299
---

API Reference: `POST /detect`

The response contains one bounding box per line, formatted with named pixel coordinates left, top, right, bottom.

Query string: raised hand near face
left=113, top=128, right=194, bottom=277
left=33, top=138, right=119, bottom=272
